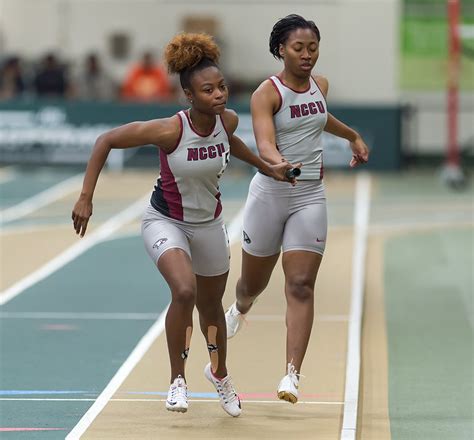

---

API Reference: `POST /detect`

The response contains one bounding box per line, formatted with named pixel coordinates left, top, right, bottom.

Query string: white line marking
left=0, top=311, right=348, bottom=322
left=0, top=194, right=150, bottom=306
left=0, top=398, right=97, bottom=402
left=0, top=174, right=83, bottom=225
left=0, top=312, right=159, bottom=320
left=65, top=308, right=168, bottom=440
left=1, top=397, right=343, bottom=405
left=65, top=208, right=245, bottom=438
left=340, top=172, right=371, bottom=440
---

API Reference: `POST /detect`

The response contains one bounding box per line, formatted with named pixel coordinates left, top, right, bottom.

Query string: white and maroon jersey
left=151, top=110, right=231, bottom=223
left=269, top=75, right=328, bottom=180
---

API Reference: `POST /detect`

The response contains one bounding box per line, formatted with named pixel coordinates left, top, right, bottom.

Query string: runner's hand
left=349, top=136, right=369, bottom=168
left=72, top=196, right=93, bottom=237
left=268, top=160, right=302, bottom=186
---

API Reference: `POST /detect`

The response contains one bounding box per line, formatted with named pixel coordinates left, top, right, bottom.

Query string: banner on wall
left=0, top=101, right=401, bottom=170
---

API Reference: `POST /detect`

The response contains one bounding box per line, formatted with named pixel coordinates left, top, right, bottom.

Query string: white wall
left=0, top=0, right=400, bottom=103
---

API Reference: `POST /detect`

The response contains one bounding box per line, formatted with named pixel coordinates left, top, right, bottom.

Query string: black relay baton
left=285, top=168, right=301, bottom=179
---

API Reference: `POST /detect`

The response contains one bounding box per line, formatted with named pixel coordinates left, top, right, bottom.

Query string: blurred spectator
left=0, top=56, right=25, bottom=99
left=121, top=51, right=173, bottom=101
left=34, top=53, right=68, bottom=97
left=75, top=53, right=116, bottom=100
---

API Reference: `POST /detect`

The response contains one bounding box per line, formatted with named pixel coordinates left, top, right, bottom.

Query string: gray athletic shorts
left=141, top=205, right=230, bottom=277
left=242, top=173, right=327, bottom=257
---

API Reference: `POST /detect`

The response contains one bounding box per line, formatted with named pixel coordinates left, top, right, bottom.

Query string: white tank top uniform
left=242, top=75, right=328, bottom=256
left=142, top=110, right=231, bottom=276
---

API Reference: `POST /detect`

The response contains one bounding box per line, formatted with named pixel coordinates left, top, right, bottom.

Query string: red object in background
left=121, top=64, right=172, bottom=101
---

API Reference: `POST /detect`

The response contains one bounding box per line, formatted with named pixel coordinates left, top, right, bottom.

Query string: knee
left=195, top=299, right=221, bottom=317
left=172, top=286, right=196, bottom=308
left=237, top=277, right=265, bottom=298
left=286, top=278, right=314, bottom=303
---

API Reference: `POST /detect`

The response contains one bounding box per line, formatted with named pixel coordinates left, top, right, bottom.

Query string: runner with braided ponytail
left=225, top=14, right=370, bottom=404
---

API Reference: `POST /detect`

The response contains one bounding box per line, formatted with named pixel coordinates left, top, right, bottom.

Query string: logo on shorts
left=316, top=237, right=326, bottom=243
left=152, top=238, right=168, bottom=250
left=243, top=231, right=251, bottom=244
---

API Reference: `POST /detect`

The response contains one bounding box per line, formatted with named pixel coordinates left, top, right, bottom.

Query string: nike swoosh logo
left=316, top=238, right=325, bottom=242
left=310, top=90, right=317, bottom=95
left=166, top=400, right=177, bottom=406
left=213, top=131, right=222, bottom=137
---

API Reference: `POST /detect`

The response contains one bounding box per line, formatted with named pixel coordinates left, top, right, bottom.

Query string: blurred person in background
left=33, top=53, right=69, bottom=97
left=225, top=14, right=370, bottom=404
left=74, top=53, right=116, bottom=101
left=0, top=56, right=25, bottom=99
left=72, top=32, right=296, bottom=418
left=121, top=50, right=174, bottom=102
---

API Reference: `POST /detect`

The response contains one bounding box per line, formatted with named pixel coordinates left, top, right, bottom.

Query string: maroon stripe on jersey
left=320, top=156, right=324, bottom=180
left=165, top=113, right=183, bottom=154
left=275, top=75, right=310, bottom=94
left=269, top=77, right=283, bottom=115
left=214, top=191, right=222, bottom=219
left=159, top=149, right=183, bottom=220
left=185, top=110, right=216, bottom=138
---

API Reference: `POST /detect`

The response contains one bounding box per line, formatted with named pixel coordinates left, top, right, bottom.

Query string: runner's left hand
left=349, top=136, right=369, bottom=168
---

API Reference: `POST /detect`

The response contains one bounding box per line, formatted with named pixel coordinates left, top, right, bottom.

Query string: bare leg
left=235, top=250, right=280, bottom=314
left=195, top=272, right=229, bottom=378
left=157, top=249, right=196, bottom=383
left=282, top=250, right=322, bottom=374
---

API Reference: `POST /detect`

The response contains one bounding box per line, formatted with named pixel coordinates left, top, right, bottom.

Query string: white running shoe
left=204, top=363, right=241, bottom=417
left=277, top=363, right=299, bottom=404
left=166, top=375, right=188, bottom=413
left=225, top=302, right=247, bottom=339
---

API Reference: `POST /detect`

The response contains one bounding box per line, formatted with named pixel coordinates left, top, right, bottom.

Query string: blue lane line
left=0, top=391, right=91, bottom=396
left=0, top=390, right=219, bottom=398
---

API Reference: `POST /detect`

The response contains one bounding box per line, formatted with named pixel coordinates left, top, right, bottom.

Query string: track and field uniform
left=142, top=110, right=231, bottom=276
left=242, top=75, right=328, bottom=256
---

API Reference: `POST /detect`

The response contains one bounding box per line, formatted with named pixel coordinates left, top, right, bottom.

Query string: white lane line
left=0, top=311, right=348, bottom=322
left=340, top=172, right=371, bottom=440
left=0, top=194, right=150, bottom=306
left=65, top=208, right=245, bottom=439
left=64, top=308, right=168, bottom=440
left=0, top=312, right=160, bottom=320
left=1, top=398, right=97, bottom=402
left=0, top=173, right=83, bottom=225
left=2, top=397, right=343, bottom=405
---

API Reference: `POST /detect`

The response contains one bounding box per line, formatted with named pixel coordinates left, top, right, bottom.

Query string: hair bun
left=165, top=33, right=220, bottom=74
